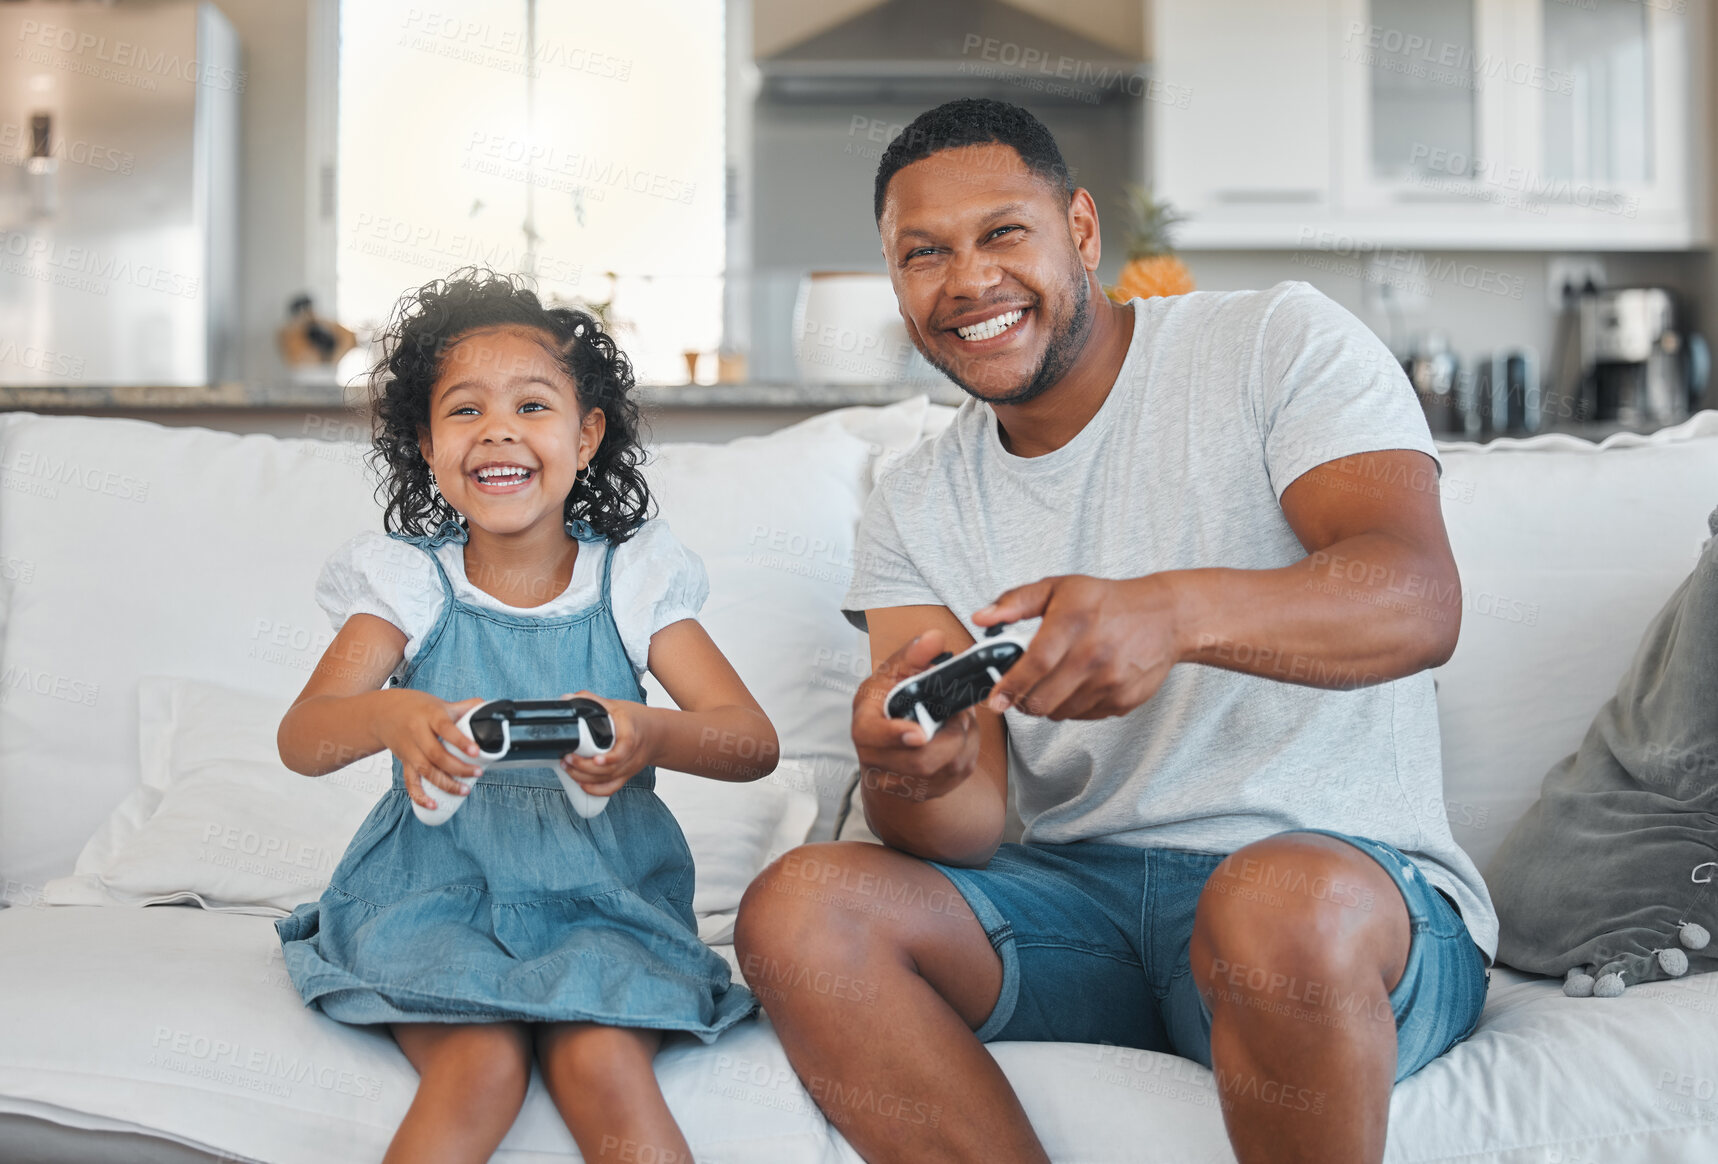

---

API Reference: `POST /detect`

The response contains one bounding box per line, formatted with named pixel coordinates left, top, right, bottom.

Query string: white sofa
left=1, top=399, right=1717, bottom=1163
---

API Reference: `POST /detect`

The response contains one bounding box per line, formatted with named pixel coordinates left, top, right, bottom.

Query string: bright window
left=338, top=0, right=725, bottom=384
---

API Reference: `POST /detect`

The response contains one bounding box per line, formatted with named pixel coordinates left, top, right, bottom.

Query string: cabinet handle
left=1392, top=188, right=1490, bottom=203
left=1209, top=189, right=1324, bottom=204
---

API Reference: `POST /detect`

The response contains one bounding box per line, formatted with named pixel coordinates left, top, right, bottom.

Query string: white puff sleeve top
left=314, top=519, right=708, bottom=684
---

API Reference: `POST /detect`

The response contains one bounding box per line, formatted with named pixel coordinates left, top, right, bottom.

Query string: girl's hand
left=558, top=691, right=658, bottom=798
left=374, top=691, right=488, bottom=812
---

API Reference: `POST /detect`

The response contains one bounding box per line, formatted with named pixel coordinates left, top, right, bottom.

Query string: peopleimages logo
left=0, top=231, right=201, bottom=300
left=1297, top=228, right=1526, bottom=301
left=1343, top=21, right=1573, bottom=95
left=14, top=19, right=246, bottom=93
left=148, top=1027, right=383, bottom=1101
left=0, top=340, right=85, bottom=380
left=0, top=122, right=135, bottom=175
left=398, top=9, right=633, bottom=82
left=1407, top=144, right=1639, bottom=218
left=958, top=34, right=1192, bottom=108
left=345, top=212, right=583, bottom=287
left=463, top=132, right=697, bottom=205
left=0, top=445, right=151, bottom=502
left=0, top=665, right=99, bottom=707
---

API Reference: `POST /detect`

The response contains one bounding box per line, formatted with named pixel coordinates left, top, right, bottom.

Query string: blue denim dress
left=275, top=519, right=756, bottom=1042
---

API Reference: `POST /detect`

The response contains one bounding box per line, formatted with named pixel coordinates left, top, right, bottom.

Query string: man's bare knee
left=1193, top=835, right=1410, bottom=1006
left=736, top=841, right=1001, bottom=1030
left=736, top=842, right=900, bottom=965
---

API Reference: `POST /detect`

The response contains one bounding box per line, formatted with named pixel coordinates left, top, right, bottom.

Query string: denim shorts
left=929, top=827, right=1489, bottom=1082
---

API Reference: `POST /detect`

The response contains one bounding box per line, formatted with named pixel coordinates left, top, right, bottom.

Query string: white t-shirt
left=841, top=282, right=1498, bottom=961
left=316, top=518, right=708, bottom=682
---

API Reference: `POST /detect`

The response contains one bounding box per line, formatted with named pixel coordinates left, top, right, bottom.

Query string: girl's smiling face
left=417, top=325, right=604, bottom=539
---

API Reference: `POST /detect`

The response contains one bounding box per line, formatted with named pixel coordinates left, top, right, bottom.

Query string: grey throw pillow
left=1485, top=505, right=1718, bottom=996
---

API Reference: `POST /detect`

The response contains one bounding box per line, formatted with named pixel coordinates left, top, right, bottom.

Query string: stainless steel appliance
left=1576, top=288, right=1708, bottom=426
left=0, top=2, right=239, bottom=387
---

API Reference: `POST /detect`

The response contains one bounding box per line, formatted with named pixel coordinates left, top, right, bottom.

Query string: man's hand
left=852, top=629, right=984, bottom=803
left=973, top=574, right=1183, bottom=721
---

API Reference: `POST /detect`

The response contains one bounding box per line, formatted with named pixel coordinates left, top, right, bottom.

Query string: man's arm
left=1178, top=448, right=1461, bottom=683
left=850, top=605, right=1010, bottom=867
left=976, top=449, right=1461, bottom=721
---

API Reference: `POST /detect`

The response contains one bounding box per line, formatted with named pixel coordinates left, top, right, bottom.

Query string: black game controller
left=883, top=623, right=1034, bottom=739
left=417, top=696, right=617, bottom=826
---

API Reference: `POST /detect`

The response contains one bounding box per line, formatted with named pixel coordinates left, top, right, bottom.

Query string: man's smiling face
left=880, top=142, right=1095, bottom=405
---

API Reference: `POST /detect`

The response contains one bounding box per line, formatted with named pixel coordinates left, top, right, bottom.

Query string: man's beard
left=917, top=264, right=1093, bottom=407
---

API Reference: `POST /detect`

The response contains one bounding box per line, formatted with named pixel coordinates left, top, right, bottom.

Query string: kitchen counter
left=1, top=380, right=1683, bottom=446
left=0, top=380, right=968, bottom=412
left=0, top=381, right=359, bottom=412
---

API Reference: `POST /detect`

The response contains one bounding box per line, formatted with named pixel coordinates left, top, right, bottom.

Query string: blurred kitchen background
left=0, top=0, right=1712, bottom=443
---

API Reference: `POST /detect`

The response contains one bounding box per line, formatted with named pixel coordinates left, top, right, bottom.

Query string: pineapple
left=1107, top=185, right=1194, bottom=302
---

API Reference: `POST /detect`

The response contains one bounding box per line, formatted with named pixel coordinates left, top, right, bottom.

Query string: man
left=734, top=98, right=1493, bottom=1164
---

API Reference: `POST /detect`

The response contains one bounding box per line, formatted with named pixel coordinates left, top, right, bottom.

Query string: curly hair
left=367, top=268, right=653, bottom=545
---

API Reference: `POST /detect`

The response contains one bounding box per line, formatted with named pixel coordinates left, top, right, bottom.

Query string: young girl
left=275, top=269, right=778, bottom=1164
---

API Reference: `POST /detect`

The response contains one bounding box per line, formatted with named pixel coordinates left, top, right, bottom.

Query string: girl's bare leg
left=385, top=1021, right=533, bottom=1164
left=535, top=1022, right=694, bottom=1164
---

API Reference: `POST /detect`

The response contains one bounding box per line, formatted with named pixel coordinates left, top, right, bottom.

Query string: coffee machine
left=1562, top=288, right=1709, bottom=426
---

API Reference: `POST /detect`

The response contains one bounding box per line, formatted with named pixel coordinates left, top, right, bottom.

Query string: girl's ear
left=416, top=424, right=434, bottom=463
left=580, top=407, right=606, bottom=469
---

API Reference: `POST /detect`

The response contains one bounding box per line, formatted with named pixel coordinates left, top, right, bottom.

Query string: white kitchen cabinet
left=1151, top=0, right=1340, bottom=246
left=1151, top=0, right=1710, bottom=249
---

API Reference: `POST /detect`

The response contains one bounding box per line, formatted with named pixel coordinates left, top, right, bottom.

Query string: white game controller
left=413, top=697, right=617, bottom=826
left=883, top=623, right=1035, bottom=740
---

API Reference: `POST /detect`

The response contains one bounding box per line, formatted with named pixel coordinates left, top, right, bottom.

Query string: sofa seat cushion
left=3, top=906, right=1717, bottom=1163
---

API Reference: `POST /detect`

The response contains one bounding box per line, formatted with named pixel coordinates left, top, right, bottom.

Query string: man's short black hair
left=872, top=98, right=1073, bottom=224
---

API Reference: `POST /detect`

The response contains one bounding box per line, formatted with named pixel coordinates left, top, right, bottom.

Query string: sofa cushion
left=635, top=401, right=924, bottom=843
left=0, top=416, right=381, bottom=906
left=39, top=677, right=814, bottom=928
left=0, top=402, right=933, bottom=902
left=1424, top=413, right=1718, bottom=873
left=3, top=905, right=1716, bottom=1162
left=44, top=677, right=391, bottom=914
left=1485, top=507, right=1718, bottom=983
